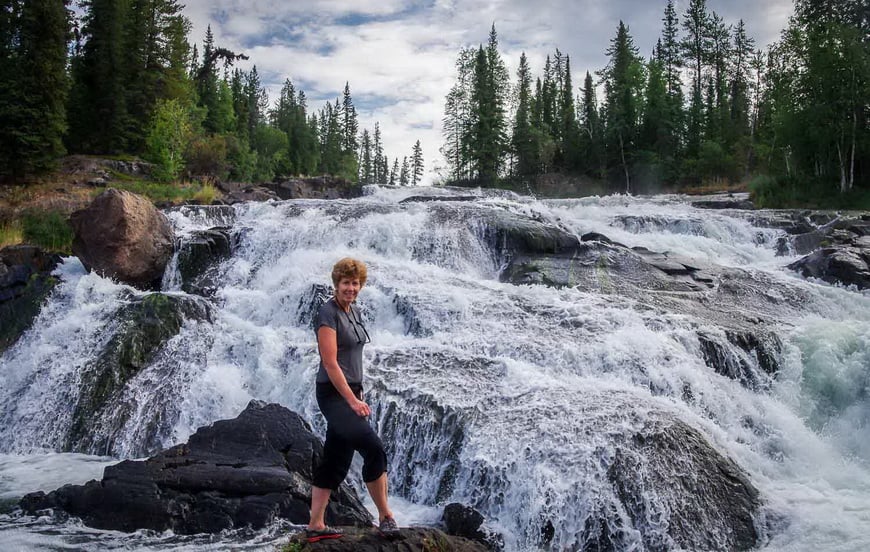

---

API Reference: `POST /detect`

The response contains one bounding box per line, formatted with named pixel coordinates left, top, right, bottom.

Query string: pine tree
left=441, top=47, right=476, bottom=181
left=341, top=82, right=358, bottom=156
left=399, top=156, right=409, bottom=185
left=0, top=0, right=70, bottom=177
left=411, top=140, right=424, bottom=185
left=512, top=52, right=537, bottom=177
left=390, top=158, right=399, bottom=185
left=67, top=0, right=131, bottom=153
left=682, top=0, right=712, bottom=159
left=601, top=21, right=645, bottom=192
left=578, top=71, right=604, bottom=178
left=359, top=129, right=372, bottom=183
left=372, top=122, right=383, bottom=183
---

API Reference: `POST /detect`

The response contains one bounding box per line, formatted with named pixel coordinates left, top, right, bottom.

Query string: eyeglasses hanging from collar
left=345, top=307, right=371, bottom=344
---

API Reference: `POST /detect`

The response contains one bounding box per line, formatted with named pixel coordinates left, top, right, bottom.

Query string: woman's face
left=336, top=276, right=362, bottom=305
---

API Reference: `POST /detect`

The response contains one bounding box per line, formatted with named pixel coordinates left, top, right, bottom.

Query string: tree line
left=0, top=0, right=424, bottom=185
left=442, top=0, right=868, bottom=204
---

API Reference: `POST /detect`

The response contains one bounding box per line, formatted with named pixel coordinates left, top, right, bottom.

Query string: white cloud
left=182, top=0, right=794, bottom=185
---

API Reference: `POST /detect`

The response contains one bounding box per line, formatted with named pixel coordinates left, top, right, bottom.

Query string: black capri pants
left=312, top=382, right=388, bottom=490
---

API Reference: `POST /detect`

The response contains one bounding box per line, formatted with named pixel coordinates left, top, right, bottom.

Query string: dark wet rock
left=442, top=503, right=503, bottom=550
left=223, top=186, right=280, bottom=204
left=176, top=227, right=234, bottom=295
left=70, top=188, right=175, bottom=290
left=22, top=401, right=372, bottom=534
left=581, top=232, right=626, bottom=248
left=66, top=293, right=212, bottom=453
left=283, top=526, right=489, bottom=551
left=464, top=206, right=579, bottom=257
left=692, top=199, right=755, bottom=210
left=697, top=329, right=781, bottom=388
left=392, top=293, right=430, bottom=337
left=399, top=195, right=479, bottom=203
left=789, top=245, right=870, bottom=290
left=608, top=418, right=760, bottom=551
left=265, top=176, right=362, bottom=200
left=298, top=283, right=333, bottom=329
left=501, top=241, right=714, bottom=293
left=0, top=245, right=61, bottom=353
left=611, top=214, right=707, bottom=236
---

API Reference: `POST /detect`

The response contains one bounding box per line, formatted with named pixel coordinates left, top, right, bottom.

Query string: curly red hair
left=331, top=257, right=368, bottom=287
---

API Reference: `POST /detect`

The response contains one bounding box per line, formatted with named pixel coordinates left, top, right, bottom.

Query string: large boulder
left=788, top=236, right=870, bottom=290
left=0, top=245, right=61, bottom=353
left=605, top=417, right=760, bottom=551
left=21, top=401, right=373, bottom=533
left=69, top=189, right=175, bottom=290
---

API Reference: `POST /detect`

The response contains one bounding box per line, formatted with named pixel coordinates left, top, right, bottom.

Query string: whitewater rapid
left=2, top=187, right=869, bottom=551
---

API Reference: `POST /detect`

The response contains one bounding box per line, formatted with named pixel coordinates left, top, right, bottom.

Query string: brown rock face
left=70, top=188, right=174, bottom=289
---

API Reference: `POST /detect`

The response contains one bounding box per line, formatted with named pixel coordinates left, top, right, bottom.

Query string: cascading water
left=2, top=187, right=870, bottom=551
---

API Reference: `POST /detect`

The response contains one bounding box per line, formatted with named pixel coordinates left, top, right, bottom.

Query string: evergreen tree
left=682, top=0, right=711, bottom=158
left=441, top=47, right=476, bottom=181
left=359, top=128, right=372, bottom=183
left=578, top=71, right=604, bottom=178
left=372, top=122, right=383, bottom=183
left=0, top=0, right=70, bottom=177
left=399, top=156, right=409, bottom=185
left=411, top=140, right=424, bottom=185
left=390, top=158, right=399, bottom=185
left=512, top=52, right=537, bottom=177
left=558, top=55, right=582, bottom=171
left=601, top=21, right=644, bottom=192
left=67, top=0, right=131, bottom=153
left=341, top=82, right=358, bottom=156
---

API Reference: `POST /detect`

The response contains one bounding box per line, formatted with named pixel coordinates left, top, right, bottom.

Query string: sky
left=180, top=0, right=795, bottom=185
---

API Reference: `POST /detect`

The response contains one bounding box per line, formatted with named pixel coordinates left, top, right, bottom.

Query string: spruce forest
left=442, top=0, right=869, bottom=206
left=0, top=0, right=423, bottom=187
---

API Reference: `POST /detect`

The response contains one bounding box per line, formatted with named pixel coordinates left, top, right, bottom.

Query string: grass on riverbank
left=105, top=172, right=220, bottom=205
left=0, top=211, right=73, bottom=253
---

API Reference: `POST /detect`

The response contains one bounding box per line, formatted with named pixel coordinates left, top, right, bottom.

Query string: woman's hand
left=350, top=399, right=371, bottom=417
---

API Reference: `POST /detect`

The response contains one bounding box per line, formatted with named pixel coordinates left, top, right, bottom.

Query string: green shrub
left=21, top=210, right=73, bottom=253
left=749, top=174, right=870, bottom=209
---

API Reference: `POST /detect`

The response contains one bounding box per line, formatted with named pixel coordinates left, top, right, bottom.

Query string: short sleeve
left=316, top=302, right=338, bottom=331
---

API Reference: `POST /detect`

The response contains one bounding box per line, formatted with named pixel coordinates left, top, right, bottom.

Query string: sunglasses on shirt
left=345, top=307, right=371, bottom=344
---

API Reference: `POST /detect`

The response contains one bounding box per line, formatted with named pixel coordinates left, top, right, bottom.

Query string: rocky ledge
left=0, top=245, right=61, bottom=354
left=282, top=526, right=489, bottom=551
left=20, top=401, right=372, bottom=534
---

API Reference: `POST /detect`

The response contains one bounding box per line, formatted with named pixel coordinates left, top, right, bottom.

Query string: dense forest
left=0, top=0, right=422, bottom=186
left=442, top=0, right=869, bottom=206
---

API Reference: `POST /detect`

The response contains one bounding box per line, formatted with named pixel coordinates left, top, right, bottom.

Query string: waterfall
left=2, top=188, right=870, bottom=551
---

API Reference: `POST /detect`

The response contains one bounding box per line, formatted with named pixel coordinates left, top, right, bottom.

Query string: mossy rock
left=66, top=293, right=211, bottom=451
left=0, top=245, right=61, bottom=354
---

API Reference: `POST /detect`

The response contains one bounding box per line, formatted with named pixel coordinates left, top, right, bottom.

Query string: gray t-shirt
left=315, top=298, right=365, bottom=385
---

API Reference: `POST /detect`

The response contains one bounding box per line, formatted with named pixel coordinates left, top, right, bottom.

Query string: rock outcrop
left=606, top=417, right=760, bottom=551
left=65, top=292, right=212, bottom=454
left=283, top=526, right=490, bottom=551
left=788, top=235, right=870, bottom=290
left=175, top=227, right=234, bottom=295
left=69, top=188, right=175, bottom=290
left=266, top=176, right=363, bottom=200
left=0, top=245, right=61, bottom=353
left=21, top=401, right=372, bottom=534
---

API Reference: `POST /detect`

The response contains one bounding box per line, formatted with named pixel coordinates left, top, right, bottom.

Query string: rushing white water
left=2, top=187, right=870, bottom=551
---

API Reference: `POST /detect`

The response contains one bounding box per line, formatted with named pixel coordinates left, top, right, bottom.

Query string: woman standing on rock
left=306, top=258, right=398, bottom=543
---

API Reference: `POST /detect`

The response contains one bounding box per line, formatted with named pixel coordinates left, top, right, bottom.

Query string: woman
left=305, top=257, right=398, bottom=542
